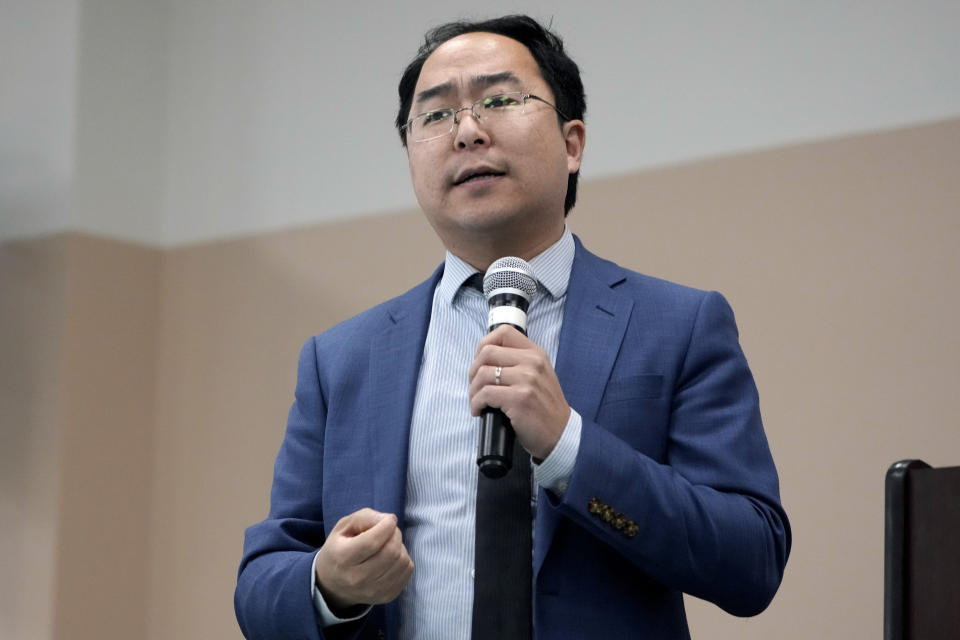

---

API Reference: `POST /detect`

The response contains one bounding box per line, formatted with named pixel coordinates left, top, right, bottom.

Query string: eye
left=482, top=94, right=521, bottom=110
left=420, top=109, right=453, bottom=127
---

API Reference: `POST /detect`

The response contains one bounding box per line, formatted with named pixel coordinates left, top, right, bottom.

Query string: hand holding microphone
left=470, top=257, right=571, bottom=478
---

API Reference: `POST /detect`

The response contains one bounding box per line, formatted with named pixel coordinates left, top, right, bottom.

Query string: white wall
left=0, top=0, right=79, bottom=239
left=0, top=0, right=167, bottom=245
left=3, top=0, right=960, bottom=246
left=72, top=0, right=168, bottom=244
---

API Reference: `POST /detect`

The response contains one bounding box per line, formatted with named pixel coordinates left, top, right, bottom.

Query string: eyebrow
left=414, top=71, right=522, bottom=106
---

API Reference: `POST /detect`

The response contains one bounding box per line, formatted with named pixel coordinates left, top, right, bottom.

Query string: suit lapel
left=555, top=243, right=634, bottom=423
left=368, top=268, right=441, bottom=523
left=534, top=239, right=634, bottom=574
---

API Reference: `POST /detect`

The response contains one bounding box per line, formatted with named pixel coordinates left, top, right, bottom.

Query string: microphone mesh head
left=483, top=257, right=537, bottom=300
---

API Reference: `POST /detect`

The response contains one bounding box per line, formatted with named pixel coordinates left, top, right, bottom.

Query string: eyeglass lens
left=410, top=93, right=527, bottom=141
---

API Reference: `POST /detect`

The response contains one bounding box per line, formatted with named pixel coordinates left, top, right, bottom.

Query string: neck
left=448, top=225, right=564, bottom=271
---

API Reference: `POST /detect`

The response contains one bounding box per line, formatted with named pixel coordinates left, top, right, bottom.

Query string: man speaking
left=235, top=14, right=790, bottom=640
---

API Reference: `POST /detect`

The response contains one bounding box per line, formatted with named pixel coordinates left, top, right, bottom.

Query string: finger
left=371, top=550, right=415, bottom=602
left=336, top=528, right=410, bottom=605
left=470, top=383, right=511, bottom=417
left=468, top=364, right=526, bottom=409
left=366, top=527, right=412, bottom=585
left=339, top=514, right=399, bottom=565
left=468, top=344, right=531, bottom=380
left=333, top=507, right=388, bottom=536
left=473, top=324, right=531, bottom=356
left=473, top=325, right=529, bottom=354
left=468, top=363, right=505, bottom=393
left=367, top=531, right=414, bottom=602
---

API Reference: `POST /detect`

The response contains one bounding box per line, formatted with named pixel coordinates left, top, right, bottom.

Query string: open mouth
left=453, top=170, right=506, bottom=186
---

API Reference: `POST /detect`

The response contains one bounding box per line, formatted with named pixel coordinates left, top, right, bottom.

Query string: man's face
left=405, top=32, right=584, bottom=261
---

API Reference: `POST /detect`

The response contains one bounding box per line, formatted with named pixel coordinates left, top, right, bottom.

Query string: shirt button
left=470, top=569, right=475, bottom=579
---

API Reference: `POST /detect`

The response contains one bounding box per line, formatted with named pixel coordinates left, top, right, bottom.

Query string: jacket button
left=588, top=497, right=601, bottom=514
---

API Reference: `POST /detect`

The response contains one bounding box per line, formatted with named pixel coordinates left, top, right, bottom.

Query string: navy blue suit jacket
left=235, top=238, right=791, bottom=639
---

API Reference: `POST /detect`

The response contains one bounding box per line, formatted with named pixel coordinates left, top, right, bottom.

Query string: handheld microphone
left=477, top=257, right=538, bottom=479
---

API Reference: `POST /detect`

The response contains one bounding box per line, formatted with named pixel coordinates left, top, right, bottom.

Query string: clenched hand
left=314, top=508, right=414, bottom=613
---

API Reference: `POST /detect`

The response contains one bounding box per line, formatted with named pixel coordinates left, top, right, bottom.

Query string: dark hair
left=396, top=15, right=586, bottom=215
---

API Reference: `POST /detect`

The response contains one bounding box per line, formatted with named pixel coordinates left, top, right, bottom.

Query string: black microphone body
left=477, top=258, right=537, bottom=479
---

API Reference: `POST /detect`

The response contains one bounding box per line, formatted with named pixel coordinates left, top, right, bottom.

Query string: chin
left=456, top=208, right=523, bottom=234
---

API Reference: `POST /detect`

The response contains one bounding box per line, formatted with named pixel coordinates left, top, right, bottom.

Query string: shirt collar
left=437, top=226, right=575, bottom=306
left=528, top=226, right=574, bottom=300
left=437, top=252, right=481, bottom=306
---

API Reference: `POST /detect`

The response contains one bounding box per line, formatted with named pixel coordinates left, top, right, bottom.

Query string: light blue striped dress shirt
left=399, top=227, right=581, bottom=639
left=312, top=227, right=582, bottom=637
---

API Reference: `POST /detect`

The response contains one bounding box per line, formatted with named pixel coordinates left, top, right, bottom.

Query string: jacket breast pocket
left=600, top=374, right=664, bottom=405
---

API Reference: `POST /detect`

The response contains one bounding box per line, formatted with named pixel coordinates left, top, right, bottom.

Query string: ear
left=562, top=120, right=586, bottom=174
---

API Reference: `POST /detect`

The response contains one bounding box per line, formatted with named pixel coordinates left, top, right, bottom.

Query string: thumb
left=335, top=508, right=394, bottom=537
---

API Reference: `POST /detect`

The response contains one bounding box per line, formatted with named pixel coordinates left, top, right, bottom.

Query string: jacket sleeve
left=234, top=337, right=369, bottom=640
left=551, top=291, right=791, bottom=616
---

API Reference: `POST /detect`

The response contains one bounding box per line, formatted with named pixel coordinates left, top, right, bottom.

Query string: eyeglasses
left=400, top=92, right=570, bottom=143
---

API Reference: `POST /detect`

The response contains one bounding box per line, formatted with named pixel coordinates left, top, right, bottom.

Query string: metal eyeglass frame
left=400, top=91, right=570, bottom=143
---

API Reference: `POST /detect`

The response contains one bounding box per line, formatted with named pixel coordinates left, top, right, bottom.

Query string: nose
left=451, top=105, right=479, bottom=124
left=452, top=106, right=489, bottom=149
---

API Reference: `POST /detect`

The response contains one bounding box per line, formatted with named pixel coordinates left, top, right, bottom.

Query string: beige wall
left=3, top=119, right=959, bottom=639
left=1, top=235, right=158, bottom=639
left=1, top=237, right=69, bottom=640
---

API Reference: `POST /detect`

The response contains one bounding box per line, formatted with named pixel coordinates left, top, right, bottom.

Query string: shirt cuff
left=533, top=409, right=581, bottom=496
left=311, top=549, right=372, bottom=626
